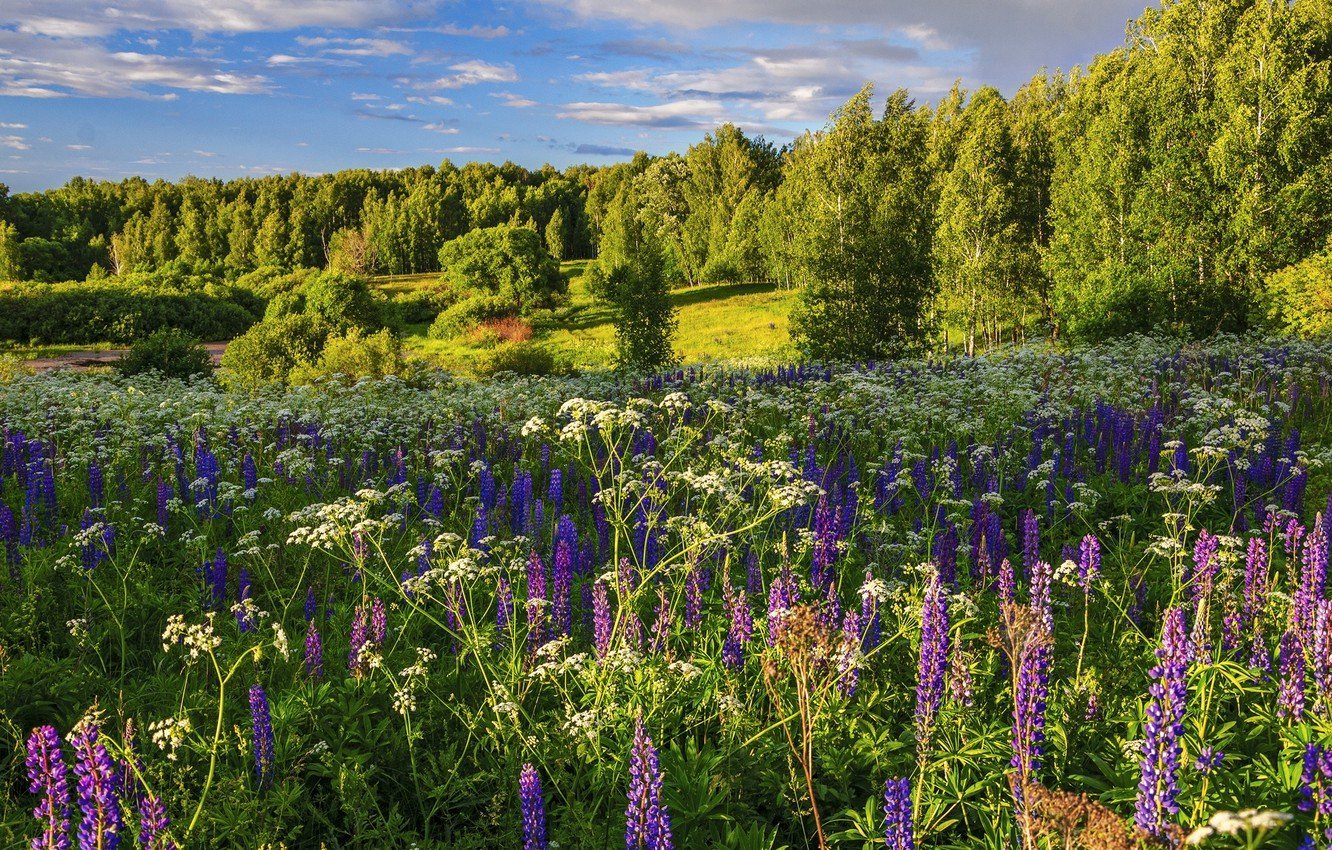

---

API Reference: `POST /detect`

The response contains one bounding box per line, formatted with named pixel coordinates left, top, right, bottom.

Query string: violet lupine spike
left=1278, top=629, right=1307, bottom=721
left=519, top=763, right=548, bottom=850
left=1010, top=625, right=1051, bottom=792
left=348, top=605, right=368, bottom=677
left=526, top=550, right=549, bottom=654
left=136, top=792, right=176, bottom=850
left=766, top=564, right=798, bottom=647
left=883, top=777, right=915, bottom=850
left=683, top=566, right=703, bottom=630
left=26, top=725, right=71, bottom=850
left=837, top=608, right=862, bottom=698
left=1190, top=530, right=1219, bottom=654
left=303, top=587, right=317, bottom=622
left=370, top=597, right=387, bottom=645
left=915, top=570, right=949, bottom=747
left=1029, top=560, right=1053, bottom=635
left=1020, top=508, right=1039, bottom=580
left=1077, top=534, right=1100, bottom=594
left=625, top=718, right=673, bottom=850
left=249, top=684, right=275, bottom=790
left=1298, top=515, right=1329, bottom=646
left=997, top=559, right=1016, bottom=607
left=71, top=719, right=123, bottom=850
left=1135, top=607, right=1189, bottom=840
left=1244, top=536, right=1271, bottom=670
left=552, top=516, right=575, bottom=637
left=593, top=579, right=612, bottom=660
left=304, top=621, right=322, bottom=679
left=650, top=588, right=671, bottom=655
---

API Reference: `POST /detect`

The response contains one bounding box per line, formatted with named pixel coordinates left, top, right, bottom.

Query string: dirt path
left=22, top=342, right=228, bottom=373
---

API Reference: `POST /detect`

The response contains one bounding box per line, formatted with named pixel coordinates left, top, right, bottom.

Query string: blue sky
left=0, top=0, right=1148, bottom=192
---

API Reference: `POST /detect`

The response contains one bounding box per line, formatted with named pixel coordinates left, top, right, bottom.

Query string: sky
left=0, top=0, right=1149, bottom=192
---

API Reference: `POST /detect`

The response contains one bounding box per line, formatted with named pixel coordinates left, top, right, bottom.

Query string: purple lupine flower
left=593, top=579, right=612, bottom=660
left=26, top=725, right=71, bottom=850
left=1135, top=607, right=1189, bottom=839
left=1278, top=629, right=1307, bottom=721
left=915, top=570, right=949, bottom=746
left=883, top=777, right=914, bottom=850
left=766, top=564, right=798, bottom=646
left=1193, top=748, right=1224, bottom=775
left=1029, top=560, right=1053, bottom=634
left=519, top=763, right=547, bottom=850
left=1077, top=535, right=1100, bottom=594
left=1020, top=508, right=1039, bottom=579
left=650, top=588, right=671, bottom=655
left=997, top=559, right=1016, bottom=607
left=526, top=550, right=549, bottom=653
left=1299, top=743, right=1320, bottom=813
left=1244, top=536, right=1271, bottom=670
left=249, top=684, right=275, bottom=790
left=71, top=719, right=123, bottom=850
left=304, top=621, right=322, bottom=679
left=1011, top=622, right=1051, bottom=789
left=1190, top=530, right=1219, bottom=654
left=837, top=608, right=862, bottom=697
left=745, top=548, right=762, bottom=598
left=303, top=587, right=317, bottom=622
left=625, top=718, right=673, bottom=850
left=1299, top=516, right=1329, bottom=646
left=552, top=516, right=575, bottom=637
left=348, top=605, right=368, bottom=676
left=811, top=496, right=838, bottom=590
left=0, top=501, right=19, bottom=582
left=87, top=460, right=103, bottom=510
left=136, top=791, right=176, bottom=850
left=947, top=643, right=975, bottom=708
left=370, top=597, right=387, bottom=645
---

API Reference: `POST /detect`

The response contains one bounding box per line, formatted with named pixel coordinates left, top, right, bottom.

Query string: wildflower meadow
left=2, top=334, right=1331, bottom=849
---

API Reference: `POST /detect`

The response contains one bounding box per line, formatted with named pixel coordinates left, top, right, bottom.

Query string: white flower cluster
left=1186, top=809, right=1292, bottom=845
left=149, top=716, right=192, bottom=761
left=161, top=613, right=222, bottom=661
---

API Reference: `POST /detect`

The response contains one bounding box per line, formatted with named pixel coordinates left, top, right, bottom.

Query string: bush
left=437, top=225, right=565, bottom=313
left=385, top=287, right=454, bottom=328
left=1262, top=250, right=1332, bottom=337
left=303, top=271, right=382, bottom=332
left=476, top=341, right=562, bottom=377
left=263, top=289, right=306, bottom=322
left=219, top=314, right=329, bottom=390
left=115, top=328, right=213, bottom=380
left=427, top=293, right=514, bottom=339
left=0, top=281, right=260, bottom=345
left=288, top=328, right=408, bottom=385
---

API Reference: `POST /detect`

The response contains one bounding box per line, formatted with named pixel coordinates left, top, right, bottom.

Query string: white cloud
left=6, top=1, right=448, bottom=37
left=420, top=60, right=518, bottom=89
left=351, top=92, right=383, bottom=101
left=0, top=122, right=28, bottom=129
left=1, top=135, right=31, bottom=150
left=493, top=92, right=537, bottom=108
left=422, top=122, right=460, bottom=134
left=356, top=147, right=404, bottom=154
left=0, top=31, right=271, bottom=98
left=406, top=95, right=455, bottom=106
left=66, top=143, right=92, bottom=150
left=294, top=36, right=412, bottom=58
left=556, top=98, right=723, bottom=129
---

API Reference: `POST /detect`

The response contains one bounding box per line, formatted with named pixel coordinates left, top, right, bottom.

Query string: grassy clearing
left=377, top=261, right=799, bottom=374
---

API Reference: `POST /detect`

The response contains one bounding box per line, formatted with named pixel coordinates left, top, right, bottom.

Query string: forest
left=0, top=0, right=1328, bottom=359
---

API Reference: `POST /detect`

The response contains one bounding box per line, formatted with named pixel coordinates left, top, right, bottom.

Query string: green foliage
left=288, top=327, right=408, bottom=385
left=1261, top=249, right=1332, bottom=337
left=609, top=259, right=677, bottom=372
left=476, top=340, right=562, bottom=377
left=219, top=313, right=328, bottom=389
left=427, top=293, right=516, bottom=339
left=302, top=271, right=382, bottom=332
left=436, top=224, right=565, bottom=313
left=115, top=328, right=214, bottom=380
left=785, top=86, right=936, bottom=360
left=0, top=272, right=260, bottom=345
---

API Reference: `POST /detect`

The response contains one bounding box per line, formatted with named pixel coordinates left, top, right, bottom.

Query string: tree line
left=0, top=0, right=1329, bottom=360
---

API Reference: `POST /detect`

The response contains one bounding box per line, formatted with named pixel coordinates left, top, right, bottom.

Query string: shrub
left=263, top=289, right=306, bottom=322
left=385, top=287, right=454, bottom=328
left=427, top=293, right=514, bottom=339
left=115, top=328, right=214, bottom=380
left=219, top=314, right=329, bottom=390
left=1262, top=249, right=1332, bottom=338
left=476, top=341, right=562, bottom=377
left=288, top=327, right=408, bottom=385
left=437, top=225, right=565, bottom=313
left=303, top=271, right=382, bottom=332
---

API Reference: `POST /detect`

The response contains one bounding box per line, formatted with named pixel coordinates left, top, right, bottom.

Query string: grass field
left=377, top=261, right=800, bottom=373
